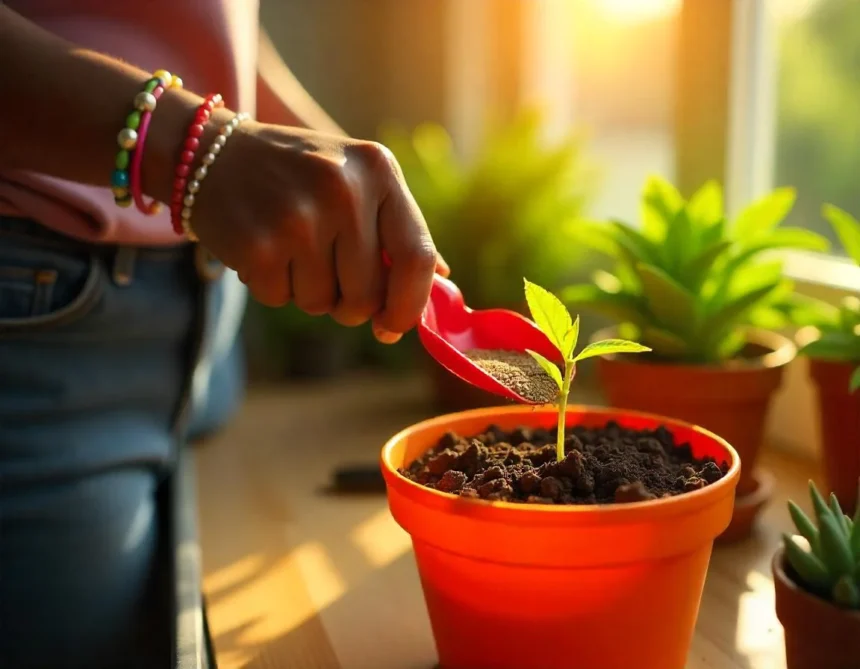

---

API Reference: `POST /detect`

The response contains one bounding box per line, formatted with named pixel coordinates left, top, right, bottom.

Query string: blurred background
left=241, top=0, right=858, bottom=416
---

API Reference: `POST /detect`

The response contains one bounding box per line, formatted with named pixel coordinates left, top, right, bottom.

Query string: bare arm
left=0, top=5, right=210, bottom=203
left=255, top=26, right=345, bottom=136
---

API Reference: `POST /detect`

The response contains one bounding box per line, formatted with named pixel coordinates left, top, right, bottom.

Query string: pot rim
left=380, top=404, right=740, bottom=520
left=591, top=326, right=796, bottom=371
left=772, top=544, right=860, bottom=619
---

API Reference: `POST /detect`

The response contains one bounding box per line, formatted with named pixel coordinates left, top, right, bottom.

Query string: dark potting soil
left=401, top=422, right=729, bottom=504
left=463, top=349, right=558, bottom=403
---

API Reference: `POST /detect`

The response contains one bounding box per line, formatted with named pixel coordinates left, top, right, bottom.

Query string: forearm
left=0, top=6, right=211, bottom=203
left=256, top=27, right=345, bottom=136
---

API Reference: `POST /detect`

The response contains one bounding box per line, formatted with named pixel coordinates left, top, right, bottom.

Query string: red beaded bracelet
left=170, top=93, right=224, bottom=235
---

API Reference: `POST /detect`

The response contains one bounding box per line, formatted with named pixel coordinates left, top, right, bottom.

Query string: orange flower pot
left=380, top=405, right=740, bottom=669
left=808, top=358, right=860, bottom=514
left=594, top=327, right=794, bottom=540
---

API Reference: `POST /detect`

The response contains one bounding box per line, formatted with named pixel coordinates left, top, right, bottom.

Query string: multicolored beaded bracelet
left=112, top=69, right=183, bottom=209
left=179, top=112, right=251, bottom=242
left=170, top=93, right=224, bottom=235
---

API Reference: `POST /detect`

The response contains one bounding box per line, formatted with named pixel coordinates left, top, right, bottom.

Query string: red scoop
left=417, top=274, right=562, bottom=404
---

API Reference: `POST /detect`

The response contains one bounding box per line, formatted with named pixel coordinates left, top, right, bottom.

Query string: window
left=770, top=0, right=860, bottom=253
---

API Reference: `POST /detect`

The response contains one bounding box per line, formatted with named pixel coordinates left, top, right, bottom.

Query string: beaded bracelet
left=179, top=112, right=251, bottom=242
left=113, top=70, right=183, bottom=209
left=170, top=93, right=224, bottom=234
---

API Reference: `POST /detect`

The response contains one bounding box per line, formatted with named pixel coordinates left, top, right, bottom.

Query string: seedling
left=783, top=480, right=860, bottom=609
left=792, top=205, right=860, bottom=392
left=563, top=177, right=829, bottom=363
left=523, top=279, right=651, bottom=462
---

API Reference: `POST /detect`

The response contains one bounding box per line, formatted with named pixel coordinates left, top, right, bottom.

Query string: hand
left=190, top=116, right=449, bottom=343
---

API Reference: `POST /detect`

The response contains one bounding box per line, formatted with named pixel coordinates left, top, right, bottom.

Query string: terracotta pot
left=807, top=358, right=860, bottom=514
left=381, top=405, right=740, bottom=669
left=773, top=546, right=860, bottom=668
left=593, top=327, right=794, bottom=539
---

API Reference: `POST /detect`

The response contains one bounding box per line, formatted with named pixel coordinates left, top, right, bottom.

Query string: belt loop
left=113, top=246, right=137, bottom=287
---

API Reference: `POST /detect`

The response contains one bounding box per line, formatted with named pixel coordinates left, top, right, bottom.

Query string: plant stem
left=556, top=360, right=573, bottom=462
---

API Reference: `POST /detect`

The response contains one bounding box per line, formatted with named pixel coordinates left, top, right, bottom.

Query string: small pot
left=773, top=546, right=860, bottom=668
left=808, top=357, right=860, bottom=514
left=594, top=327, right=795, bottom=540
left=380, top=405, right=740, bottom=669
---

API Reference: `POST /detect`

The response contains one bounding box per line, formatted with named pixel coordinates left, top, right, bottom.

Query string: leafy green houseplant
left=563, top=176, right=828, bottom=362
left=789, top=204, right=860, bottom=514
left=523, top=279, right=650, bottom=462
left=772, top=481, right=860, bottom=668
left=562, top=176, right=825, bottom=540
left=382, top=110, right=596, bottom=410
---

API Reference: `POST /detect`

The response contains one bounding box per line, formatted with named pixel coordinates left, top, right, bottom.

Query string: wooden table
left=195, top=373, right=817, bottom=669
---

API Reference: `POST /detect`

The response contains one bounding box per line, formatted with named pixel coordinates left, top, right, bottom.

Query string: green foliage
left=792, top=205, right=860, bottom=391
left=380, top=109, right=597, bottom=308
left=783, top=481, right=860, bottom=609
left=523, top=279, right=649, bottom=461
left=562, top=176, right=830, bottom=363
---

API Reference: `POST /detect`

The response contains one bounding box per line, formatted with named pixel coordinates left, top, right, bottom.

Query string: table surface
left=195, top=373, right=817, bottom=669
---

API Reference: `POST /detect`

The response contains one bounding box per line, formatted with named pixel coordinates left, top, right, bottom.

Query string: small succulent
left=783, top=481, right=860, bottom=609
left=523, top=279, right=650, bottom=462
left=563, top=176, right=830, bottom=363
left=791, top=205, right=860, bottom=392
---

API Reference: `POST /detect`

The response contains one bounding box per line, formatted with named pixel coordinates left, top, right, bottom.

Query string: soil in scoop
left=401, top=421, right=729, bottom=504
left=464, top=349, right=558, bottom=403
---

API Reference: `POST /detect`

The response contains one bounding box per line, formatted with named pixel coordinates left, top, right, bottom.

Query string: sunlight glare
left=734, top=569, right=782, bottom=658
left=597, top=0, right=680, bottom=24
left=351, top=508, right=413, bottom=568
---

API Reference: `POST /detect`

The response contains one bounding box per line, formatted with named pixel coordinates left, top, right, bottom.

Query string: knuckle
left=243, top=232, right=279, bottom=268
left=353, top=141, right=397, bottom=177
left=404, top=242, right=438, bottom=274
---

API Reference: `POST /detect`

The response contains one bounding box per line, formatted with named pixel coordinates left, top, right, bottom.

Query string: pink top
left=0, top=0, right=259, bottom=245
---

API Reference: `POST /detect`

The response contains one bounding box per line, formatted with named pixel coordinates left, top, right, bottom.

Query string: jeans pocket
left=0, top=220, right=104, bottom=336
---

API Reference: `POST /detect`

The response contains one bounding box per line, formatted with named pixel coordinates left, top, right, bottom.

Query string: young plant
left=562, top=176, right=830, bottom=363
left=523, top=279, right=651, bottom=462
left=791, top=204, right=860, bottom=392
left=783, top=481, right=860, bottom=609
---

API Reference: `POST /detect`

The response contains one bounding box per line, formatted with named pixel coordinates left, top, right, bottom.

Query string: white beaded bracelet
left=180, top=111, right=251, bottom=242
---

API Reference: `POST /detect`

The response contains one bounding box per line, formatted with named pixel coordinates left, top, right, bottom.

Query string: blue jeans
left=0, top=217, right=246, bottom=668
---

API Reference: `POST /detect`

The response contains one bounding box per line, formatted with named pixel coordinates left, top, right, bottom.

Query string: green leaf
left=611, top=221, right=663, bottom=265
left=703, top=281, right=782, bottom=334
left=573, top=339, right=651, bottom=363
left=800, top=331, right=860, bottom=361
left=524, top=279, right=572, bottom=352
left=739, top=227, right=831, bottom=257
left=851, top=488, right=860, bottom=554
left=688, top=180, right=723, bottom=226
left=664, top=207, right=695, bottom=272
left=636, top=263, right=698, bottom=333
left=851, top=366, right=860, bottom=393
left=831, top=494, right=850, bottom=536
left=680, top=240, right=733, bottom=288
left=561, top=316, right=580, bottom=360
left=526, top=350, right=564, bottom=391
left=786, top=295, right=842, bottom=329
left=823, top=204, right=860, bottom=265
left=820, top=513, right=856, bottom=577
left=789, top=501, right=822, bottom=557
left=782, top=534, right=832, bottom=590
left=733, top=187, right=796, bottom=241
left=641, top=327, right=690, bottom=358
left=810, top=480, right=834, bottom=525
left=833, top=575, right=860, bottom=608
left=641, top=175, right=683, bottom=240
left=561, top=284, right=648, bottom=327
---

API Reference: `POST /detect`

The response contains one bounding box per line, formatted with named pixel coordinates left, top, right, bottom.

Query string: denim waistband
left=0, top=216, right=224, bottom=285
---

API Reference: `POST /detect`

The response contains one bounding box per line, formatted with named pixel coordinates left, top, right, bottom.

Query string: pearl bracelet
left=179, top=112, right=250, bottom=242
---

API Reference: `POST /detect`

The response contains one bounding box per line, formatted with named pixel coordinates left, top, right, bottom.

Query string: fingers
left=374, top=175, right=438, bottom=336
left=436, top=253, right=450, bottom=278
left=330, top=232, right=385, bottom=328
